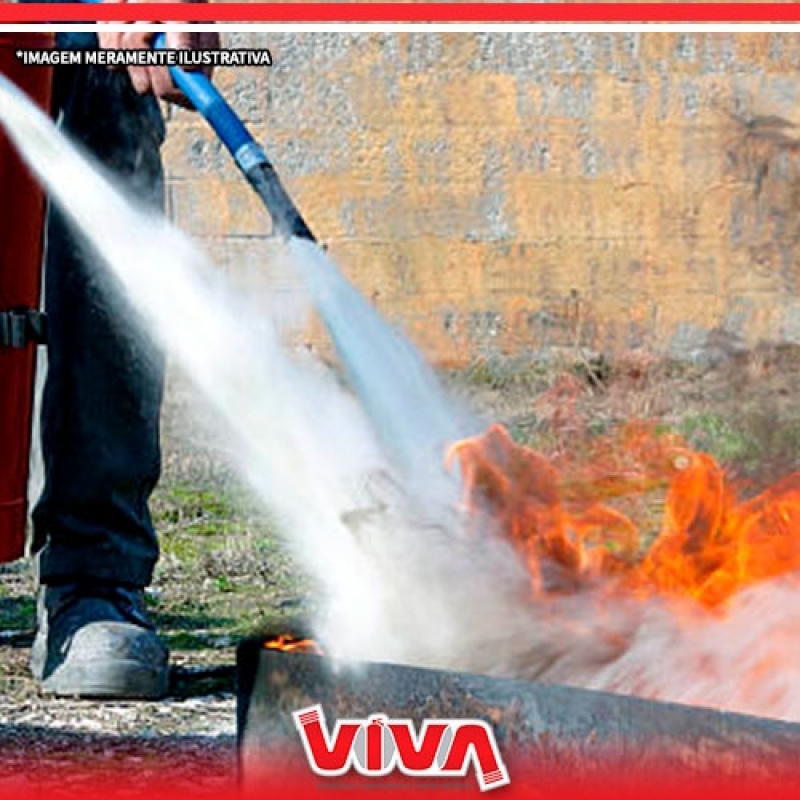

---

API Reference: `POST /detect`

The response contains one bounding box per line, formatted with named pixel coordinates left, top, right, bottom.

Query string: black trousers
left=33, top=45, right=166, bottom=588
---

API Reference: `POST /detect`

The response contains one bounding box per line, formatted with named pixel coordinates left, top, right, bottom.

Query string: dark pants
left=32, top=45, right=166, bottom=588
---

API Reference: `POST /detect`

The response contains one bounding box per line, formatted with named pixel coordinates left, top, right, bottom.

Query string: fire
left=447, top=422, right=800, bottom=608
left=263, top=634, right=323, bottom=655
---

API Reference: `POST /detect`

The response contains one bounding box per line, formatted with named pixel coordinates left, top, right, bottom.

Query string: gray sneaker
left=31, top=583, right=169, bottom=699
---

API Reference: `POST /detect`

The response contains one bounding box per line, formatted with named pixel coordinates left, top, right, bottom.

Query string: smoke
left=5, top=74, right=800, bottom=724
left=0, top=74, right=518, bottom=670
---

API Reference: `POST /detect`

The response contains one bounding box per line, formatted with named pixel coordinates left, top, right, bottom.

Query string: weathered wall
left=163, top=33, right=800, bottom=366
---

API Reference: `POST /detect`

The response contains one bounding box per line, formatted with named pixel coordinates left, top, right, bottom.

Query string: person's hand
left=98, top=4, right=221, bottom=110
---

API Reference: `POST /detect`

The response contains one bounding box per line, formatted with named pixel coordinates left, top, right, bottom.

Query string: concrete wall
left=163, top=32, right=800, bottom=366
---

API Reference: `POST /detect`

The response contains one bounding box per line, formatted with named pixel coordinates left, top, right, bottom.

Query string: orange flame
left=447, top=423, right=800, bottom=608
left=263, top=634, right=323, bottom=655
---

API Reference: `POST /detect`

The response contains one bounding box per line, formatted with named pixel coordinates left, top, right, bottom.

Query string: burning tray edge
left=236, top=636, right=800, bottom=781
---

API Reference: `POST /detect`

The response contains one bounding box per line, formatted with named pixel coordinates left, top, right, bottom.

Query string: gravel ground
left=0, top=607, right=238, bottom=792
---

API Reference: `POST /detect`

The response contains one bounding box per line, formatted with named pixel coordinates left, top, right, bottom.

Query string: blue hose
left=148, top=33, right=313, bottom=239
left=150, top=34, right=267, bottom=176
left=75, top=15, right=313, bottom=240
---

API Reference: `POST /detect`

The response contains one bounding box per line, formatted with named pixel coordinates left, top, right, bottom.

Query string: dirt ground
left=3, top=345, right=800, bottom=787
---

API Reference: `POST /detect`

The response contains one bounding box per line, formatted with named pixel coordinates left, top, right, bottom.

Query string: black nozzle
left=244, top=161, right=315, bottom=243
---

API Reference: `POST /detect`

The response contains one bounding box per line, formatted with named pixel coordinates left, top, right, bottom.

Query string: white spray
left=0, top=74, right=523, bottom=669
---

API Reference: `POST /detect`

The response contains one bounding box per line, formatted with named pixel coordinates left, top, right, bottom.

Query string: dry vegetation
left=3, top=345, right=800, bottom=786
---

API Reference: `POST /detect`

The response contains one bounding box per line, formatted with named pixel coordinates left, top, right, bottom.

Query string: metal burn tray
left=236, top=637, right=800, bottom=796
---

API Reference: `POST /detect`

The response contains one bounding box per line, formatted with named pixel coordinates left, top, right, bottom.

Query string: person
left=6, top=20, right=219, bottom=699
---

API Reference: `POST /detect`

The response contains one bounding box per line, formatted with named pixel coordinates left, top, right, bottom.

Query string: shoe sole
left=40, top=658, right=169, bottom=700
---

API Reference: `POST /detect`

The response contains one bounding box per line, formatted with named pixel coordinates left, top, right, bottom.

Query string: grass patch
left=677, top=412, right=760, bottom=468
left=150, top=480, right=314, bottom=651
left=447, top=357, right=554, bottom=392
left=0, top=596, right=34, bottom=632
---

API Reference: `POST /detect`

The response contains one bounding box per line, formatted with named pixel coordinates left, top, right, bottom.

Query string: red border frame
left=3, top=3, right=800, bottom=24
left=2, top=4, right=800, bottom=799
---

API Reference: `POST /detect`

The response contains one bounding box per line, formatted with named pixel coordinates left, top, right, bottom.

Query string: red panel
left=0, top=34, right=52, bottom=563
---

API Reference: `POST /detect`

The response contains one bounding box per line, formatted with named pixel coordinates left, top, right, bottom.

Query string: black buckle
left=0, top=308, right=48, bottom=348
